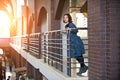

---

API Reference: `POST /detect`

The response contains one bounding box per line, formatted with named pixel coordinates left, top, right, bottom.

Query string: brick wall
left=35, top=0, right=61, bottom=31
left=50, top=0, right=61, bottom=30
left=27, top=62, right=43, bottom=79
left=88, top=0, right=120, bottom=80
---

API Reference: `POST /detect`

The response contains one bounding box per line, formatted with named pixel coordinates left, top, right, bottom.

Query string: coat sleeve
left=69, top=23, right=78, bottom=34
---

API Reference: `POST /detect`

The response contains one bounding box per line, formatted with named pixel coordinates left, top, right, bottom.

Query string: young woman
left=63, top=14, right=88, bottom=75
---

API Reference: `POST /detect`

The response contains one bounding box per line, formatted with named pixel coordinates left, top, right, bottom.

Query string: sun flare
left=0, top=11, right=10, bottom=38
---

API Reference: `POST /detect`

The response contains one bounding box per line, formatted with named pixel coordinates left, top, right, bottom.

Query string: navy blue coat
left=65, top=22, right=85, bottom=58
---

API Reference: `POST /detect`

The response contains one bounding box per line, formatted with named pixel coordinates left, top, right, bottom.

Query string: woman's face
left=63, top=15, right=69, bottom=23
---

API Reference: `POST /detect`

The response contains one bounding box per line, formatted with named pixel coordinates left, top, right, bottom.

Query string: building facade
left=0, top=0, right=120, bottom=80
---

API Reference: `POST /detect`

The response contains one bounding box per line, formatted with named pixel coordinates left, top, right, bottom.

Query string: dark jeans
left=75, top=55, right=85, bottom=67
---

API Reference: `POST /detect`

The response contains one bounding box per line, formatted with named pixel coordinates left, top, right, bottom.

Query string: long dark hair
left=63, top=13, right=72, bottom=23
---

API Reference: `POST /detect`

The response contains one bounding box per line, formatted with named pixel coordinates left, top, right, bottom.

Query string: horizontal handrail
left=10, top=29, right=88, bottom=77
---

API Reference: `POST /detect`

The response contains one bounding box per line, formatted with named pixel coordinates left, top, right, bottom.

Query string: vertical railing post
left=27, top=34, right=29, bottom=52
left=21, top=35, right=23, bottom=49
left=62, top=30, right=68, bottom=75
left=38, top=33, right=41, bottom=59
left=67, top=30, right=71, bottom=76
left=43, top=33, right=47, bottom=63
left=71, top=58, right=77, bottom=77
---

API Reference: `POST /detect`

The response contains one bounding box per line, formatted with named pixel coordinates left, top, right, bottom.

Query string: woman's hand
left=65, top=27, right=72, bottom=31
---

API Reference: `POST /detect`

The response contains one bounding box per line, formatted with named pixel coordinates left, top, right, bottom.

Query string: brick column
left=26, top=62, right=34, bottom=79
left=50, top=0, right=60, bottom=30
left=88, top=0, right=120, bottom=80
left=34, top=69, right=43, bottom=80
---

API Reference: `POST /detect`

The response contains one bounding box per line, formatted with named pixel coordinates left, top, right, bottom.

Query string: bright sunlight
left=0, top=48, right=3, bottom=55
left=0, top=11, right=10, bottom=38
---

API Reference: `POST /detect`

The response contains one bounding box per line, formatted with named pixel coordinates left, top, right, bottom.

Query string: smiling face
left=63, top=14, right=72, bottom=24
left=63, top=15, right=69, bottom=23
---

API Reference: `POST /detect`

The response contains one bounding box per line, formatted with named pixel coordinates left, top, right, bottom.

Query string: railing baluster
left=10, top=29, right=88, bottom=77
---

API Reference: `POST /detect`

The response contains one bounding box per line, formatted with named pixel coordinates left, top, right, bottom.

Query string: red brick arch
left=55, top=0, right=65, bottom=20
left=0, top=0, right=14, bottom=19
left=38, top=7, right=47, bottom=26
left=37, top=7, right=47, bottom=33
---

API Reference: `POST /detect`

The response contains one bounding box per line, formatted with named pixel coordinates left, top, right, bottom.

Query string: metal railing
left=21, top=34, right=29, bottom=51
left=21, top=33, right=41, bottom=58
left=41, top=30, right=88, bottom=76
left=29, top=33, right=41, bottom=58
left=11, top=36, right=22, bottom=48
left=11, top=29, right=88, bottom=77
left=42, top=30, right=64, bottom=73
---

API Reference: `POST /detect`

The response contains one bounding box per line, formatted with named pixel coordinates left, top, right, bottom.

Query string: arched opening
left=0, top=11, right=10, bottom=38
left=0, top=0, right=14, bottom=38
left=55, top=0, right=65, bottom=20
left=37, top=7, right=48, bottom=58
left=37, top=7, right=48, bottom=33
left=28, top=15, right=34, bottom=34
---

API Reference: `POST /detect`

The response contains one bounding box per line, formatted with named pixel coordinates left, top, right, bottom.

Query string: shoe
left=77, top=67, right=84, bottom=75
left=77, top=67, right=83, bottom=75
left=77, top=72, right=82, bottom=76
left=82, top=65, right=88, bottom=73
left=77, top=65, right=88, bottom=76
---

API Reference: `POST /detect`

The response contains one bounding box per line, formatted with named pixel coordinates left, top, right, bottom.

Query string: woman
left=63, top=14, right=88, bottom=75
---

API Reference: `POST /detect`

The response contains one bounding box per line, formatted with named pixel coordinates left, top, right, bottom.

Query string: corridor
left=0, top=0, right=120, bottom=80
